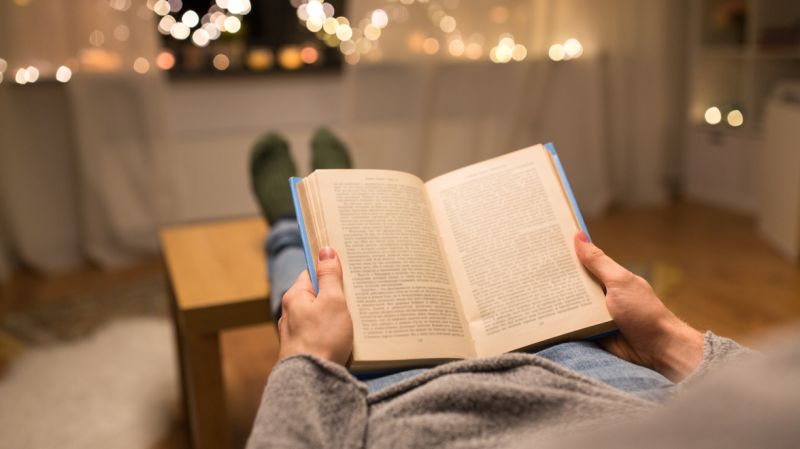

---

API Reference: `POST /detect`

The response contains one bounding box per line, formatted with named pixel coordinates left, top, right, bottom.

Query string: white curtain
left=0, top=0, right=172, bottom=278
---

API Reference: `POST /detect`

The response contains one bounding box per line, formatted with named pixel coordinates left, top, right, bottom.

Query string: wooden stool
left=160, top=217, right=271, bottom=449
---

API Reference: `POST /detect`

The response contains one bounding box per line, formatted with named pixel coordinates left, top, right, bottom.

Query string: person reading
left=244, top=130, right=797, bottom=449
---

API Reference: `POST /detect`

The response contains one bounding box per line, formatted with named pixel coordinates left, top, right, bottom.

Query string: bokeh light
left=156, top=51, right=176, bottom=70
left=213, top=53, right=230, bottom=71
left=704, top=106, right=722, bottom=125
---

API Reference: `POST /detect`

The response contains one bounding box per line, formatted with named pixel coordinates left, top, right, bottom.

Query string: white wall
left=164, top=75, right=345, bottom=222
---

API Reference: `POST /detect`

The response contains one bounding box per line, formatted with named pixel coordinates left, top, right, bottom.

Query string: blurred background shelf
left=684, top=0, right=800, bottom=213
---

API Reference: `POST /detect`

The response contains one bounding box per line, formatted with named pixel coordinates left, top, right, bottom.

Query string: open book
left=290, top=143, right=614, bottom=372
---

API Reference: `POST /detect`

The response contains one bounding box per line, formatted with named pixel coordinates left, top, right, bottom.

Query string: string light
left=133, top=57, right=150, bottom=74
left=55, top=65, right=72, bottom=83
left=170, top=22, right=190, bottom=40
left=727, top=109, right=744, bottom=127
left=548, top=44, right=565, bottom=61
left=290, top=1, right=388, bottom=64
left=15, top=68, right=27, bottom=85
left=155, top=51, right=176, bottom=70
left=213, top=53, right=230, bottom=70
left=549, top=38, right=583, bottom=62
left=704, top=107, right=722, bottom=125
left=192, top=29, right=210, bottom=47
left=223, top=16, right=241, bottom=33
left=24, top=66, right=39, bottom=83
left=490, top=34, right=525, bottom=63
left=181, top=10, right=199, bottom=28
left=246, top=48, right=274, bottom=71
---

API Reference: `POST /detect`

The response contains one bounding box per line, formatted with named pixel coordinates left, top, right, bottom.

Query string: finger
left=316, top=247, right=344, bottom=298
left=290, top=270, right=315, bottom=295
left=574, top=232, right=631, bottom=284
left=277, top=315, right=286, bottom=342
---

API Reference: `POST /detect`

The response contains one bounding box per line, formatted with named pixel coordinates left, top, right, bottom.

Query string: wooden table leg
left=181, top=331, right=232, bottom=449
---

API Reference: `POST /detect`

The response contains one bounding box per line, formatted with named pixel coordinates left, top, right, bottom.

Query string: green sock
left=311, top=127, right=352, bottom=170
left=249, top=132, right=297, bottom=224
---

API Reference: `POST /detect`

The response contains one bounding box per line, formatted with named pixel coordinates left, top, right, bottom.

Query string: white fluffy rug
left=0, top=318, right=178, bottom=449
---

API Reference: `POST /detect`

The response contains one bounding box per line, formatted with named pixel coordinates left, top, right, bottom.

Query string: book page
left=425, top=145, right=611, bottom=357
left=306, top=169, right=474, bottom=362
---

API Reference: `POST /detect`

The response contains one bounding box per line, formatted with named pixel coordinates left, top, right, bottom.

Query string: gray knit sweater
left=246, top=332, right=797, bottom=449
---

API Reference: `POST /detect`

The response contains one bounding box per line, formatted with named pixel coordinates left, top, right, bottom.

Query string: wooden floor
left=1, top=201, right=799, bottom=449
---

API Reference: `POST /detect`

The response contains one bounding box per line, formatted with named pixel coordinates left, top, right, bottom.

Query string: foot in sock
left=249, top=132, right=297, bottom=224
left=311, top=127, right=353, bottom=170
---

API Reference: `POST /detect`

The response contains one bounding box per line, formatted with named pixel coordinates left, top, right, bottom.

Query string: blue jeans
left=266, top=219, right=674, bottom=400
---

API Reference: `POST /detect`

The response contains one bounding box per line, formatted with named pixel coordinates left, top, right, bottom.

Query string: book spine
left=289, top=177, right=319, bottom=294
left=544, top=143, right=591, bottom=240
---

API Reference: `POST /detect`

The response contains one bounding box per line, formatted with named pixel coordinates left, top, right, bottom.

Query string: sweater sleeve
left=678, top=331, right=756, bottom=387
left=246, top=355, right=368, bottom=449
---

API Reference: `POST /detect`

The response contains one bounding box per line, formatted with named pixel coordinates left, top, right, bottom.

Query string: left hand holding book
left=277, top=247, right=354, bottom=367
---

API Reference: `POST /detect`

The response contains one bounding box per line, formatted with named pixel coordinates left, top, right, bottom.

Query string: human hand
left=574, top=232, right=704, bottom=382
left=277, top=247, right=353, bottom=366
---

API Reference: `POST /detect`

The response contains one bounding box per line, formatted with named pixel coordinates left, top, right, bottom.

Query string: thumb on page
left=574, top=232, right=630, bottom=285
left=317, top=247, right=345, bottom=298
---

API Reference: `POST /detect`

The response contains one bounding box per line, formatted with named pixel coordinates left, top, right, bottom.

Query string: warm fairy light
left=15, top=68, right=27, bottom=85
left=170, top=0, right=183, bottom=13
left=212, top=53, right=230, bottom=70
left=278, top=46, right=303, bottom=70
left=364, top=24, right=381, bottom=41
left=0, top=58, right=6, bottom=73
left=153, top=0, right=170, bottom=16
left=224, top=16, right=241, bottom=33
left=339, top=40, right=356, bottom=55
left=89, top=30, right=105, bottom=47
left=114, top=25, right=130, bottom=41
left=422, top=37, right=439, bottom=55
left=109, top=0, right=131, bottom=11
left=323, top=17, right=338, bottom=34
left=192, top=29, right=210, bottom=47
left=345, top=52, right=360, bottom=65
left=336, top=24, right=353, bottom=41
left=548, top=39, right=583, bottom=62
left=448, top=39, right=465, bottom=57
left=55, top=65, right=72, bottom=83
left=300, top=46, right=319, bottom=64
left=563, top=38, right=583, bottom=59
left=439, top=15, right=456, bottom=33
left=158, top=15, right=176, bottom=35
left=155, top=51, right=176, bottom=70
left=133, top=57, right=150, bottom=74
left=226, top=0, right=251, bottom=15
left=490, top=35, right=523, bottom=63
left=465, top=42, right=482, bottom=60
left=511, top=44, right=527, bottom=61
left=182, top=10, right=200, bottom=28
left=371, top=9, right=388, bottom=28
left=205, top=23, right=222, bottom=40
left=727, top=109, right=744, bottom=127
left=548, top=43, right=565, bottom=61
left=24, top=66, right=39, bottom=83
left=170, top=22, right=191, bottom=40
left=306, top=16, right=324, bottom=32
left=246, top=48, right=273, bottom=71
left=704, top=107, right=722, bottom=125
left=499, top=36, right=514, bottom=49
left=293, top=1, right=386, bottom=64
